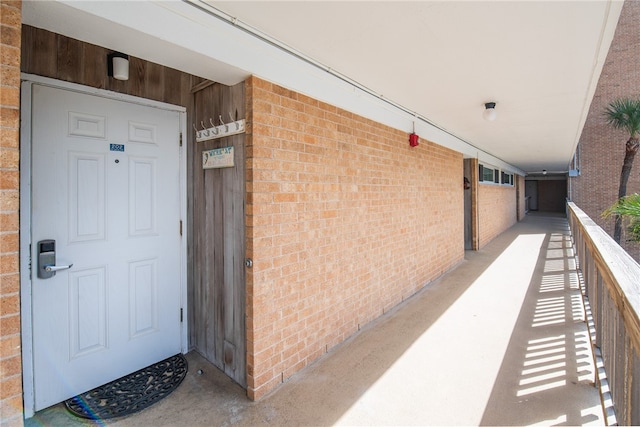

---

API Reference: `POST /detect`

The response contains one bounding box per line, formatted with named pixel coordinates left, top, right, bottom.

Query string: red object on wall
left=409, top=133, right=419, bottom=147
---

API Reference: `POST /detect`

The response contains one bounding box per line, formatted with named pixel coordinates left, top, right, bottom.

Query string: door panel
left=31, top=84, right=182, bottom=410
left=69, top=267, right=107, bottom=357
left=69, top=152, right=106, bottom=242
left=129, top=258, right=159, bottom=337
left=129, top=157, right=157, bottom=235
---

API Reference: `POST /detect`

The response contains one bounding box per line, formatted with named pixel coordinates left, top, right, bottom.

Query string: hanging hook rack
left=195, top=115, right=246, bottom=143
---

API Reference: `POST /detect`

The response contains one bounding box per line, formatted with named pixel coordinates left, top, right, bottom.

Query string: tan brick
left=0, top=148, right=19, bottom=169
left=0, top=212, right=18, bottom=232
left=0, top=335, right=20, bottom=359
left=0, top=355, right=21, bottom=378
left=0, top=169, right=19, bottom=190
left=0, top=375, right=22, bottom=400
left=0, top=3, right=22, bottom=28
left=0, top=65, right=20, bottom=88
left=0, top=45, right=20, bottom=68
left=0, top=395, right=24, bottom=423
left=0, top=190, right=18, bottom=211
left=0, top=23, right=21, bottom=49
left=0, top=129, right=19, bottom=149
left=0, top=86, right=20, bottom=108
left=0, top=108, right=19, bottom=129
left=0, top=290, right=19, bottom=315
left=273, top=193, right=297, bottom=203
left=0, top=314, right=20, bottom=336
left=0, top=272, right=19, bottom=294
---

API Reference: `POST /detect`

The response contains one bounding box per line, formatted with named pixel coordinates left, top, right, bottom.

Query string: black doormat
left=64, top=353, right=188, bottom=420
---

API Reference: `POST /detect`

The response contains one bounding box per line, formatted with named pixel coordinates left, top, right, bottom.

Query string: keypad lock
left=37, top=240, right=73, bottom=279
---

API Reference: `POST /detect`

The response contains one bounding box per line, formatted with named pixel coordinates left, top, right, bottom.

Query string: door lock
left=37, top=240, right=73, bottom=279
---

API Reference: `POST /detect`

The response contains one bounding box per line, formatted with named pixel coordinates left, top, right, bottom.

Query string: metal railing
left=567, top=202, right=640, bottom=426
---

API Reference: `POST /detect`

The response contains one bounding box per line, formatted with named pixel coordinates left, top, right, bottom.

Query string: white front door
left=30, top=84, right=183, bottom=411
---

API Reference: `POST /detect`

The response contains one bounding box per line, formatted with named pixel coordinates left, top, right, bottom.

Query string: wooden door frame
left=464, top=158, right=480, bottom=251
left=19, top=74, right=189, bottom=418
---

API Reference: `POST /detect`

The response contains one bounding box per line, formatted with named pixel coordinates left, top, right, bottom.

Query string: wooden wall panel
left=83, top=42, right=108, bottom=88
left=21, top=25, right=56, bottom=77
left=190, top=82, right=247, bottom=387
left=21, top=25, right=192, bottom=108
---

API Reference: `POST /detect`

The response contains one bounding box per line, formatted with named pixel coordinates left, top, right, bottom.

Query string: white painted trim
left=21, top=74, right=187, bottom=114
left=178, top=111, right=189, bottom=355
left=19, top=74, right=189, bottom=417
left=19, top=80, right=36, bottom=419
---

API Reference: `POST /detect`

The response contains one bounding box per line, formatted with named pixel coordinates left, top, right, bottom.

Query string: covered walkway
left=28, top=214, right=603, bottom=426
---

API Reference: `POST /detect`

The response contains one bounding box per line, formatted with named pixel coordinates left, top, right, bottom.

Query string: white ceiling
left=207, top=1, right=622, bottom=174
left=22, top=1, right=623, bottom=174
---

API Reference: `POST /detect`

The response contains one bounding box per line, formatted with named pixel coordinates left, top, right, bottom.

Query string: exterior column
left=0, top=1, right=24, bottom=425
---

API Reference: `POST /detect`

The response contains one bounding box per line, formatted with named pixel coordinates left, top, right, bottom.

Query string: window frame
left=478, top=163, right=515, bottom=187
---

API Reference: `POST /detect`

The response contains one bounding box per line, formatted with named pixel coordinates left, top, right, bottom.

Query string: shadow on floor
left=480, top=216, right=602, bottom=425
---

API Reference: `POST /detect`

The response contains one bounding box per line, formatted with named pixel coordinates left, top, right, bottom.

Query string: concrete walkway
left=27, top=214, right=604, bottom=426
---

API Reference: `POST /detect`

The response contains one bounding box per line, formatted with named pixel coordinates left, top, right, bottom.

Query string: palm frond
left=603, top=193, right=640, bottom=242
left=604, top=98, right=640, bottom=138
left=628, top=218, right=640, bottom=242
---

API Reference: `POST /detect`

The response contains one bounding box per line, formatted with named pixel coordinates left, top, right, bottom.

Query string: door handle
left=37, top=239, right=73, bottom=279
left=44, top=264, right=73, bottom=272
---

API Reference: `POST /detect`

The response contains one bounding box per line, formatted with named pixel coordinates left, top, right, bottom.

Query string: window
left=479, top=163, right=514, bottom=186
left=480, top=165, right=495, bottom=182
left=501, top=171, right=513, bottom=185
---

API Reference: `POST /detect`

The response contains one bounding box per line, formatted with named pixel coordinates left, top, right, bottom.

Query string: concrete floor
left=27, top=214, right=604, bottom=426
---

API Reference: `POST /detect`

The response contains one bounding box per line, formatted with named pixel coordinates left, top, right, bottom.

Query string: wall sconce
left=483, top=102, right=497, bottom=121
left=108, top=52, right=129, bottom=81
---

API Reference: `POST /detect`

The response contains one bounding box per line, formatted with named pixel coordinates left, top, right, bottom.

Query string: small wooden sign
left=203, top=147, right=234, bottom=169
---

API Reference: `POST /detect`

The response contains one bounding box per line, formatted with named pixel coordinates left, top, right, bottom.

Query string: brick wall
left=478, top=183, right=517, bottom=248
left=571, top=0, right=640, bottom=261
left=245, top=76, right=465, bottom=399
left=0, top=1, right=23, bottom=426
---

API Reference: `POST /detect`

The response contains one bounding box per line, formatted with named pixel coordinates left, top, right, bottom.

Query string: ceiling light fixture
left=483, top=102, right=497, bottom=121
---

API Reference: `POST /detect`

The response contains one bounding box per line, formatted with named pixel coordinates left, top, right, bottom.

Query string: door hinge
left=180, top=308, right=183, bottom=323
left=179, top=220, right=183, bottom=236
left=179, top=132, right=183, bottom=147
